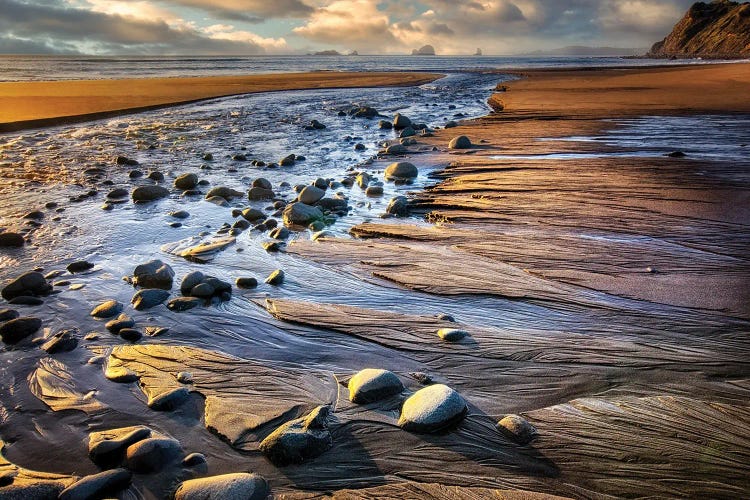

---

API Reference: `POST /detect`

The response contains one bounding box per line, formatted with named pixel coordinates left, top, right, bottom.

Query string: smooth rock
left=88, top=426, right=153, bottom=467
left=385, top=144, right=408, bottom=155
left=235, top=277, right=258, bottom=289
left=174, top=473, right=268, bottom=500
left=299, top=185, right=325, bottom=205
left=181, top=452, right=206, bottom=467
left=106, top=188, right=129, bottom=199
left=497, top=414, right=537, bottom=444
left=265, top=269, right=284, bottom=285
left=398, top=384, right=467, bottom=433
left=252, top=177, right=272, bottom=190
left=167, top=297, right=203, bottom=312
left=393, top=113, right=412, bottom=129
left=1, top=271, right=51, bottom=300
left=385, top=196, right=409, bottom=217
left=449, top=135, right=472, bottom=149
left=282, top=202, right=324, bottom=227
left=384, top=162, right=418, bottom=181
left=269, top=227, right=289, bottom=240
left=170, top=210, right=190, bottom=219
left=174, top=173, right=199, bottom=190
left=437, top=328, right=468, bottom=341
left=206, top=186, right=244, bottom=200
left=105, top=366, right=139, bottom=383
left=147, top=171, right=164, bottom=182
left=0, top=232, right=24, bottom=247
left=176, top=371, right=193, bottom=384
left=365, top=185, right=383, bottom=196
left=241, top=208, right=265, bottom=222
left=131, top=289, right=170, bottom=310
left=259, top=405, right=332, bottom=466
left=8, top=296, right=43, bottom=306
left=132, top=185, right=169, bottom=202
left=180, top=271, right=205, bottom=294
left=126, top=438, right=182, bottom=473
left=133, top=260, right=174, bottom=290
left=0, top=309, right=19, bottom=322
left=248, top=186, right=274, bottom=201
left=105, top=313, right=135, bottom=333
left=119, top=328, right=142, bottom=342
left=348, top=368, right=404, bottom=404
left=147, top=387, right=190, bottom=411
left=0, top=316, right=42, bottom=344
left=90, top=300, right=123, bottom=318
left=59, top=468, right=132, bottom=500
left=67, top=261, right=94, bottom=273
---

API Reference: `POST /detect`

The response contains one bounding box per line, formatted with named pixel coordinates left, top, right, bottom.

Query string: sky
left=0, top=0, right=699, bottom=56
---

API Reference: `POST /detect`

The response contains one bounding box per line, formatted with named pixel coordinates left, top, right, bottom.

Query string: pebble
left=132, top=185, right=169, bottom=202
left=437, top=328, right=468, bottom=341
left=119, top=328, right=142, bottom=342
left=67, top=260, right=94, bottom=273
left=167, top=297, right=203, bottom=312
left=236, top=277, right=258, bottom=289
left=41, top=329, right=78, bottom=353
left=348, top=368, right=404, bottom=404
left=497, top=414, right=537, bottom=444
left=131, top=288, right=170, bottom=310
left=265, top=269, right=284, bottom=285
left=398, top=384, right=467, bottom=433
left=147, top=387, right=190, bottom=411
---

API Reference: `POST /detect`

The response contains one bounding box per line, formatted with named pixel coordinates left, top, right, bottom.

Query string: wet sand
left=0, top=71, right=442, bottom=132
left=1, top=63, right=749, bottom=499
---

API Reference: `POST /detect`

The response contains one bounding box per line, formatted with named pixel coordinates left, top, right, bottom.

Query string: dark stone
left=105, top=314, right=135, bottom=333
left=235, top=277, right=258, bottom=289
left=125, top=438, right=182, bottom=473
left=133, top=260, right=174, bottom=290
left=119, top=328, right=142, bottom=342
left=0, top=232, right=25, bottom=247
left=1, top=271, right=51, bottom=300
left=8, top=296, right=43, bottom=306
left=116, top=156, right=139, bottom=166
left=174, top=173, right=199, bottom=190
left=67, top=261, right=94, bottom=273
left=147, top=387, right=190, bottom=411
left=132, top=185, right=170, bottom=202
left=59, top=468, right=132, bottom=500
left=0, top=309, right=20, bottom=322
left=259, top=405, right=332, bottom=466
left=131, top=289, right=170, bottom=310
left=0, top=316, right=42, bottom=344
left=41, top=329, right=78, bottom=353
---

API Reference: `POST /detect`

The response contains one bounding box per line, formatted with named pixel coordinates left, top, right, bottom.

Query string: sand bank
left=0, top=71, right=442, bottom=132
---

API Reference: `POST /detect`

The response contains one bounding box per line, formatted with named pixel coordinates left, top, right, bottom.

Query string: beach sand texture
left=1, top=63, right=749, bottom=498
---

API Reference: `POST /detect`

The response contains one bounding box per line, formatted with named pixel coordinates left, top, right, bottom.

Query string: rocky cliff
left=648, top=1, right=750, bottom=58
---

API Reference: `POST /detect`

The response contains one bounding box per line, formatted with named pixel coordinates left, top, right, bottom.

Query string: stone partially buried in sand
left=384, top=162, right=418, bottom=181
left=437, top=328, right=468, bottom=341
left=448, top=135, right=472, bottom=149
left=174, top=473, right=269, bottom=500
left=348, top=368, right=404, bottom=404
left=497, top=414, right=537, bottom=445
left=90, top=300, right=123, bottom=318
left=58, top=468, right=132, bottom=500
left=147, top=387, right=190, bottom=411
left=88, top=426, right=152, bottom=466
left=0, top=232, right=24, bottom=247
left=125, top=437, right=182, bottom=473
left=259, top=405, right=332, bottom=466
left=398, top=384, right=467, bottom=433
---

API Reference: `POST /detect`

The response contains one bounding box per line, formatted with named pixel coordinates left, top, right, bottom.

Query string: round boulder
left=174, top=173, right=199, bottom=190
left=0, top=232, right=24, bottom=247
left=384, top=162, right=418, bottom=181
left=133, top=260, right=174, bottom=290
left=299, top=185, right=325, bottom=205
left=126, top=438, right=182, bottom=473
left=282, top=202, right=324, bottom=227
left=398, top=384, right=467, bottom=433
left=0, top=316, right=42, bottom=344
left=449, top=136, right=472, bottom=149
left=497, top=414, right=537, bottom=444
left=437, top=328, right=468, bottom=342
left=348, top=368, right=404, bottom=404
left=175, top=473, right=268, bottom=500
left=132, top=185, right=169, bottom=202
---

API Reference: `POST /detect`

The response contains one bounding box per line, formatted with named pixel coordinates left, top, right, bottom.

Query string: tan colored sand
left=0, top=71, right=442, bottom=131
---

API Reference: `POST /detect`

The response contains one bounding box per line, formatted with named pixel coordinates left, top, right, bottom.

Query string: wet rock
left=58, top=468, right=131, bottom=500
left=0, top=309, right=19, bottom=322
left=354, top=143, right=366, bottom=151
left=106, top=188, right=129, bottom=199
left=378, top=119, right=392, bottom=129
left=299, top=185, right=325, bottom=205
left=235, top=277, right=258, bottom=289
left=356, top=172, right=371, bottom=188
left=105, top=366, right=139, bottom=383
left=385, top=196, right=409, bottom=217
left=116, top=156, right=139, bottom=166
left=8, top=296, right=43, bottom=306
left=316, top=197, right=348, bottom=212
left=67, top=261, right=94, bottom=273
left=259, top=405, right=332, bottom=466
left=269, top=227, right=289, bottom=240
left=437, top=313, right=456, bottom=322
left=205, top=186, right=243, bottom=200
left=190, top=283, right=215, bottom=298
left=253, top=177, right=272, bottom=190
left=41, top=329, right=78, bottom=354
left=90, top=300, right=123, bottom=318
left=132, top=185, right=169, bottom=202
left=167, top=297, right=203, bottom=312
left=265, top=269, right=284, bottom=285
left=365, top=185, right=383, bottom=196
left=437, top=328, right=468, bottom=341
left=348, top=369, right=404, bottom=404
left=385, top=144, right=407, bottom=155
left=449, top=135, right=472, bottom=149
left=126, top=437, right=182, bottom=473
left=174, top=173, right=199, bottom=190
left=174, top=473, right=268, bottom=500
left=0, top=232, right=24, bottom=247
left=205, top=196, right=228, bottom=207
left=181, top=452, right=206, bottom=467
left=241, top=208, right=265, bottom=222
left=1, top=271, right=51, bottom=300
left=279, top=154, right=296, bottom=166
left=131, top=289, right=170, bottom=310
left=393, top=113, right=412, bottom=129
left=170, top=210, right=190, bottom=219
left=666, top=151, right=686, bottom=158
left=398, top=384, right=467, bottom=433
left=129, top=170, right=143, bottom=179
left=119, top=328, right=142, bottom=342
left=248, top=186, right=274, bottom=201
left=176, top=371, right=193, bottom=384
left=88, top=426, right=151, bottom=466
left=147, top=386, right=190, bottom=411
left=133, top=260, right=174, bottom=290
left=262, top=241, right=282, bottom=252
left=0, top=316, right=42, bottom=344
left=497, top=414, right=537, bottom=444
left=444, top=120, right=457, bottom=128
left=282, top=202, right=324, bottom=227
left=147, top=171, right=164, bottom=182
left=0, top=482, right=67, bottom=498
left=399, top=126, right=416, bottom=138
left=180, top=271, right=205, bottom=294
left=349, top=106, right=379, bottom=118
left=384, top=161, right=418, bottom=181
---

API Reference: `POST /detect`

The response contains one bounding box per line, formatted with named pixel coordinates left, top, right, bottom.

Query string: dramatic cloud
left=0, top=0, right=698, bottom=55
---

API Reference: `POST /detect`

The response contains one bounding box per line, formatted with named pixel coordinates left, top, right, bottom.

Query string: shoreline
left=0, top=71, right=442, bottom=133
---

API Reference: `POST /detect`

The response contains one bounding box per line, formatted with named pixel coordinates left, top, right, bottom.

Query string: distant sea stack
left=412, top=45, right=436, bottom=56
left=648, top=1, right=750, bottom=59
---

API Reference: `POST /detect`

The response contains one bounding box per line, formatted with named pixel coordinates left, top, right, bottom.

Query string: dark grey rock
left=0, top=309, right=19, bottom=322
left=90, top=300, right=123, bottom=318
left=497, top=414, right=537, bottom=444
left=58, top=468, right=131, bottom=500
left=8, top=296, right=43, bottom=305
left=174, top=173, right=199, bottom=190
left=147, top=171, right=164, bottom=182
left=41, top=329, right=78, bottom=353
left=235, top=277, right=258, bottom=289
left=132, top=289, right=170, bottom=310
left=125, top=438, right=182, bottom=473
left=105, top=314, right=135, bottom=333
left=0, top=316, right=42, bottom=344
left=67, top=261, right=94, bottom=273
left=119, top=328, right=142, bottom=342
left=205, top=187, right=243, bottom=200
left=259, top=405, right=332, bottom=466
left=282, top=202, right=324, bottom=227
left=132, top=185, right=169, bottom=202
left=167, top=297, right=203, bottom=312
left=1, top=271, right=51, bottom=300
left=385, top=196, right=409, bottom=217
left=180, top=271, right=205, bottom=295
left=133, top=260, right=174, bottom=290
left=88, top=426, right=152, bottom=466
left=299, top=185, right=325, bottom=205
left=0, top=232, right=24, bottom=247
left=393, top=113, right=412, bottom=129
left=147, top=387, right=190, bottom=411
left=170, top=210, right=190, bottom=219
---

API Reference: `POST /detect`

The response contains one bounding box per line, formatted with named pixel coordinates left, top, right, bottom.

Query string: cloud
left=0, top=0, right=283, bottom=54
left=163, top=0, right=312, bottom=21
left=293, top=0, right=397, bottom=49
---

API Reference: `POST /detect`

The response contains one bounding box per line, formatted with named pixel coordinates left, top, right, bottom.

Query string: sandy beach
left=0, top=71, right=442, bottom=132
left=0, top=62, right=748, bottom=499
